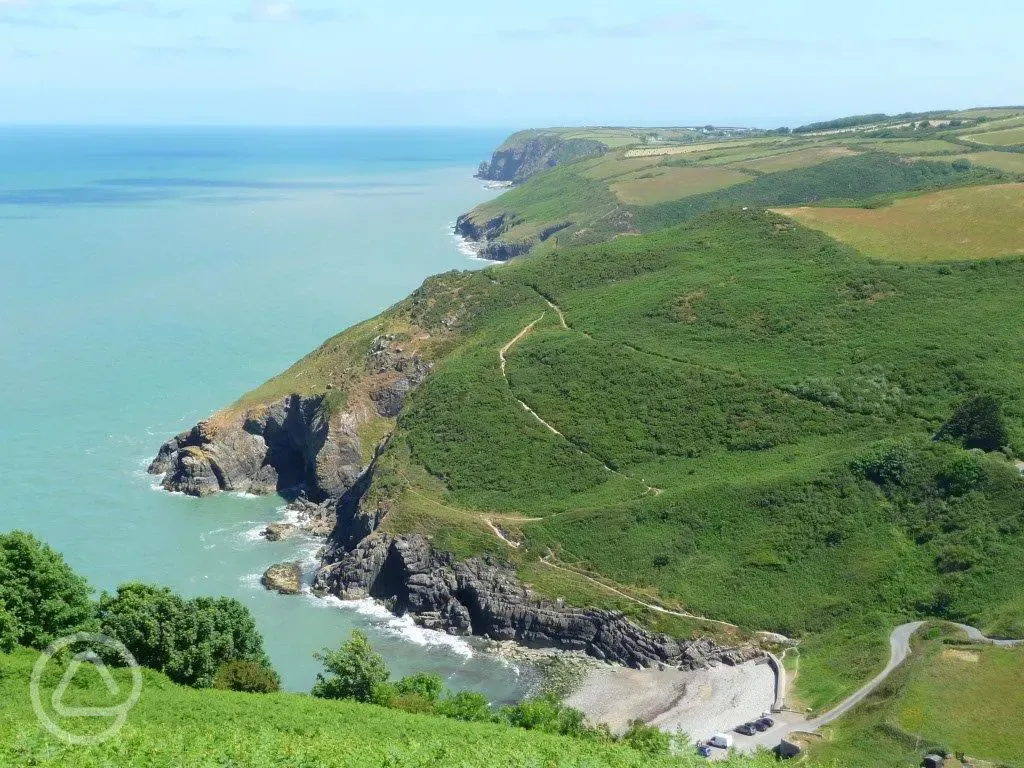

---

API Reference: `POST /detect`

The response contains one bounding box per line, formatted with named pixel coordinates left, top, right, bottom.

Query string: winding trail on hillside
left=498, top=308, right=661, bottom=495
left=538, top=553, right=739, bottom=631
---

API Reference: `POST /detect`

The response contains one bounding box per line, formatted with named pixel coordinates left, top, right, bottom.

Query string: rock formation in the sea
left=476, top=133, right=607, bottom=185
left=148, top=335, right=431, bottom=504
left=262, top=523, right=296, bottom=542
left=262, top=562, right=302, bottom=595
left=314, top=533, right=759, bottom=670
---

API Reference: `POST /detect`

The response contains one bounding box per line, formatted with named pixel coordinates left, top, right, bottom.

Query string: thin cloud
left=503, top=13, right=733, bottom=41
left=65, top=2, right=185, bottom=18
left=235, top=1, right=342, bottom=23
left=136, top=36, right=241, bottom=57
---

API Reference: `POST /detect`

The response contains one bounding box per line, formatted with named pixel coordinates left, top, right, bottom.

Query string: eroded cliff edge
left=476, top=131, right=607, bottom=185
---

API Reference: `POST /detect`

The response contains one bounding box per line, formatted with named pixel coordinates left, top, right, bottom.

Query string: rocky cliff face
left=314, top=533, right=758, bottom=669
left=454, top=212, right=571, bottom=262
left=477, top=135, right=607, bottom=185
left=148, top=335, right=431, bottom=502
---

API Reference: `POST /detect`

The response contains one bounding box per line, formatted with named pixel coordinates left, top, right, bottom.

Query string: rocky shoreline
left=312, top=533, right=760, bottom=670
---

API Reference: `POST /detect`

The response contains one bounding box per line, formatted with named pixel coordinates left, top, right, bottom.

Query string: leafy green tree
left=0, top=601, right=20, bottom=653
left=0, top=531, right=95, bottom=649
left=620, top=720, right=672, bottom=756
left=435, top=690, right=494, bottom=722
left=937, top=394, right=1009, bottom=451
left=213, top=659, right=281, bottom=693
left=98, top=583, right=273, bottom=688
left=938, top=454, right=984, bottom=496
left=312, top=630, right=390, bottom=703
left=499, top=694, right=600, bottom=739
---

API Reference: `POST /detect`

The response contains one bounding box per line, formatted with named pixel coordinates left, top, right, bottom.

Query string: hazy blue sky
left=0, top=0, right=1020, bottom=126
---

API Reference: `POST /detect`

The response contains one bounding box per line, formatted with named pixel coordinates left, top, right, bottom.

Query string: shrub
left=499, top=694, right=602, bottom=740
left=936, top=394, right=1009, bottom=451
left=312, top=630, right=390, bottom=703
left=394, top=672, right=444, bottom=702
left=0, top=531, right=95, bottom=649
left=213, top=659, right=280, bottom=693
left=937, top=454, right=984, bottom=496
left=619, top=720, right=672, bottom=756
left=851, top=442, right=916, bottom=486
left=98, top=583, right=273, bottom=688
left=435, top=690, right=494, bottom=723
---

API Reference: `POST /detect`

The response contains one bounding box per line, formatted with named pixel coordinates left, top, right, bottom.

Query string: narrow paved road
left=732, top=620, right=1023, bottom=753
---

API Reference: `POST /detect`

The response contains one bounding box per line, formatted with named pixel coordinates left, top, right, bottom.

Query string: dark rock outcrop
left=454, top=212, right=568, bottom=263
left=149, top=336, right=431, bottom=501
left=314, top=534, right=758, bottom=670
left=476, top=135, right=607, bottom=185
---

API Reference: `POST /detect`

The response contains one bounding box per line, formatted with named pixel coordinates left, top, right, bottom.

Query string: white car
left=708, top=733, right=734, bottom=749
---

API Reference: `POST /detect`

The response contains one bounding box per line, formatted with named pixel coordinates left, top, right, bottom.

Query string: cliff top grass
left=0, top=647, right=769, bottom=768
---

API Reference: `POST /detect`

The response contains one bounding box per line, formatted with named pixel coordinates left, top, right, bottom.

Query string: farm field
left=611, top=166, right=751, bottom=204
left=727, top=145, right=856, bottom=172
left=919, top=151, right=1024, bottom=174
left=846, top=138, right=965, bottom=155
left=808, top=626, right=1024, bottom=768
left=964, top=126, right=1024, bottom=146
left=775, top=184, right=1024, bottom=262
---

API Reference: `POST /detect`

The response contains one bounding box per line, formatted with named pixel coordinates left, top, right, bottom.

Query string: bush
left=938, top=454, right=984, bottom=496
left=851, top=442, right=916, bottom=486
left=0, top=531, right=95, bottom=649
left=213, top=659, right=280, bottom=693
left=98, top=583, right=273, bottom=688
left=620, top=720, right=672, bottom=757
left=435, top=690, right=494, bottom=723
left=499, top=694, right=602, bottom=740
left=394, top=672, right=444, bottom=702
left=312, top=630, right=390, bottom=703
left=936, top=394, right=1009, bottom=451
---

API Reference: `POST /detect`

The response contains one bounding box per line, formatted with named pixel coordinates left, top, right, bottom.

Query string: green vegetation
left=0, top=646, right=769, bottom=768
left=370, top=209, right=1024, bottom=712
left=98, top=582, right=275, bottom=689
left=611, top=166, right=751, bottom=204
left=964, top=125, right=1024, bottom=146
left=632, top=154, right=1003, bottom=232
left=807, top=624, right=1024, bottom=767
left=0, top=531, right=95, bottom=650
left=212, top=659, right=281, bottom=693
left=776, top=183, right=1024, bottom=262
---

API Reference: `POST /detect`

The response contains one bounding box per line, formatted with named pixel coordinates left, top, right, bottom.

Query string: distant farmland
left=775, top=183, right=1024, bottom=262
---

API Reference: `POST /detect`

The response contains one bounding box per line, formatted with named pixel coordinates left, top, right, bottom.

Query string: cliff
left=313, top=533, right=758, bottom=669
left=476, top=131, right=607, bottom=185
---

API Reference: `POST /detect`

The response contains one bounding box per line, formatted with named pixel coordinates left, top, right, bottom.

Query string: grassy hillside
left=806, top=625, right=1024, bottom=768
left=357, top=210, right=1024, bottom=713
left=0, top=648, right=766, bottom=768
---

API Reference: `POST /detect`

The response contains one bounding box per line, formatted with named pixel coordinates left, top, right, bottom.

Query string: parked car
left=708, top=733, right=734, bottom=749
left=754, top=717, right=775, bottom=731
left=735, top=722, right=758, bottom=736
left=697, top=744, right=713, bottom=758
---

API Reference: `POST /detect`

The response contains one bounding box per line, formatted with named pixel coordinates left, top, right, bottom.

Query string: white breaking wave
left=311, top=595, right=474, bottom=659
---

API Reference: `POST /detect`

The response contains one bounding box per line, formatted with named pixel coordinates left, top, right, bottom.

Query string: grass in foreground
left=775, top=183, right=1024, bottom=261
left=0, top=648, right=767, bottom=768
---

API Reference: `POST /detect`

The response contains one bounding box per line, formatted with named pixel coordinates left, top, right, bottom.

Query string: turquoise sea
left=0, top=126, right=534, bottom=699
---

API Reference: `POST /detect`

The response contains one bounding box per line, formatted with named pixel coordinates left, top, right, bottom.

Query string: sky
left=0, top=0, right=1020, bottom=127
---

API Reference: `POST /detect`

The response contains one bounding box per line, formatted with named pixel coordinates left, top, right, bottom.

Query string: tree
left=98, top=583, right=273, bottom=688
left=0, top=531, right=95, bottom=649
left=0, top=601, right=20, bottom=653
left=312, top=630, right=390, bottom=703
left=620, top=720, right=672, bottom=756
left=213, top=659, right=280, bottom=693
left=936, top=394, right=1009, bottom=451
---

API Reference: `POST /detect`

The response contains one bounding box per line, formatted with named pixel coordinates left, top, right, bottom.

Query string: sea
left=0, top=125, right=534, bottom=699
